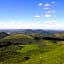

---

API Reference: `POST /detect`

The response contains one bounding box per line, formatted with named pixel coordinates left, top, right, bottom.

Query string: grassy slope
left=17, top=44, right=39, bottom=53
left=20, top=45, right=64, bottom=64
left=18, top=46, right=64, bottom=64
left=0, top=34, right=34, bottom=45
left=1, top=44, right=64, bottom=64
left=3, top=34, right=32, bottom=39
left=0, top=34, right=64, bottom=64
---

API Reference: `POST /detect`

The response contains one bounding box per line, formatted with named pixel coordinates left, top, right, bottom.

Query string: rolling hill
left=0, top=30, right=64, bottom=64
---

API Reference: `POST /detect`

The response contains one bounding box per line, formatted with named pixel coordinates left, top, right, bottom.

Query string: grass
left=21, top=45, right=64, bottom=64
left=0, top=34, right=34, bottom=45
left=3, top=34, right=33, bottom=40
left=0, top=33, right=64, bottom=64
left=17, top=44, right=40, bottom=53
left=1, top=44, right=64, bottom=64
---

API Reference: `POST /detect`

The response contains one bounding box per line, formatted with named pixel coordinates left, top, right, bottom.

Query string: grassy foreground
left=0, top=33, right=64, bottom=64
left=0, top=44, right=64, bottom=64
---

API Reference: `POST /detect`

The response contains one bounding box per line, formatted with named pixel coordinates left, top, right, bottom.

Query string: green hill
left=0, top=33, right=64, bottom=64
left=1, top=44, right=64, bottom=64
left=0, top=34, right=34, bottom=47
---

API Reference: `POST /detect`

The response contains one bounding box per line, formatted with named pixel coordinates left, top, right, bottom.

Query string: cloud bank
left=0, top=20, right=64, bottom=30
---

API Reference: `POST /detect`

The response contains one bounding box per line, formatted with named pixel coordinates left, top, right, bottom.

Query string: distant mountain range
left=0, top=29, right=64, bottom=34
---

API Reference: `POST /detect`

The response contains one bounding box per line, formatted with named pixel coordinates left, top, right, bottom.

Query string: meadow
left=0, top=32, right=64, bottom=64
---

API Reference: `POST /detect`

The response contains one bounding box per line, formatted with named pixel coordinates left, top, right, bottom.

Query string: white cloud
left=0, top=20, right=64, bottom=30
left=44, top=14, right=51, bottom=17
left=41, top=21, right=64, bottom=30
left=0, top=20, right=41, bottom=29
left=38, top=3, right=43, bottom=6
left=44, top=3, right=51, bottom=7
left=34, top=15, right=40, bottom=18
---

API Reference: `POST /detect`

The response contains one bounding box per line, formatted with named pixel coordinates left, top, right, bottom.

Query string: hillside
left=0, top=32, right=8, bottom=39
left=0, top=31, right=64, bottom=64
left=0, top=44, right=64, bottom=64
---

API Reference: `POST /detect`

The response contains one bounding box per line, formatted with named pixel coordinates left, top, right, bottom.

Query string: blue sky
left=0, top=0, right=64, bottom=30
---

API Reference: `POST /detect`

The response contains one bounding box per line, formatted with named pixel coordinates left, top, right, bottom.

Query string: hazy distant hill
left=0, top=29, right=64, bottom=34
left=0, top=32, right=9, bottom=39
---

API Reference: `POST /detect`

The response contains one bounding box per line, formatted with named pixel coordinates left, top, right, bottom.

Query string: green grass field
left=1, top=44, right=64, bottom=64
left=0, top=33, right=64, bottom=64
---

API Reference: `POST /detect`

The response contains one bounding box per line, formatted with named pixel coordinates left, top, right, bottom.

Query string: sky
left=0, top=0, right=64, bottom=30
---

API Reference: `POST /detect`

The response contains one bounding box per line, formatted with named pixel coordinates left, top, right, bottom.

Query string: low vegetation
left=0, top=32, right=64, bottom=64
